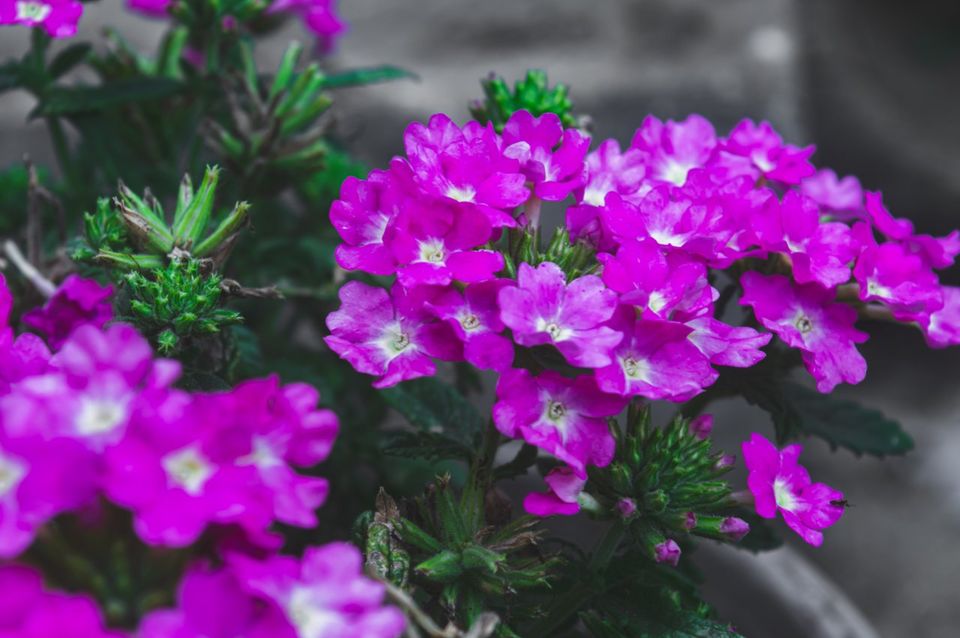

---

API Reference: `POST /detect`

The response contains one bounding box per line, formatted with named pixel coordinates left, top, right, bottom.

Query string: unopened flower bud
left=654, top=539, right=681, bottom=567
left=689, top=414, right=713, bottom=440
left=719, top=517, right=750, bottom=542
left=616, top=498, right=637, bottom=518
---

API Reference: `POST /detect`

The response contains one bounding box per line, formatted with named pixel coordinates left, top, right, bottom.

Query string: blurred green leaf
left=33, top=77, right=184, bottom=117
left=380, top=377, right=484, bottom=449
left=320, top=65, right=416, bottom=90
left=48, top=43, right=92, bottom=79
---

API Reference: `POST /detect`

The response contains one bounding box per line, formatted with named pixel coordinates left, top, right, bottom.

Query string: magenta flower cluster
left=326, top=110, right=960, bottom=547
left=0, top=273, right=405, bottom=637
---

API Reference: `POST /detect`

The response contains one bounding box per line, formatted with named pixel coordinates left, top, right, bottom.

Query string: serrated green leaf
left=783, top=382, right=914, bottom=457
left=380, top=377, right=484, bottom=447
left=48, top=43, right=91, bottom=79
left=382, top=430, right=474, bottom=462
left=33, top=77, right=184, bottom=117
left=319, top=65, right=416, bottom=90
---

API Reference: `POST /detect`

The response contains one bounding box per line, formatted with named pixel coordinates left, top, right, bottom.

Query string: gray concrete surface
left=3, top=1, right=960, bottom=636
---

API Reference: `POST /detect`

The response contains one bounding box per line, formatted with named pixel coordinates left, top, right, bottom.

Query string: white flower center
left=621, top=355, right=650, bottom=380
left=16, top=1, right=51, bottom=22
left=418, top=238, right=446, bottom=264
left=446, top=185, right=476, bottom=203
left=459, top=313, right=481, bottom=331
left=660, top=160, right=692, bottom=186
left=648, top=291, right=667, bottom=314
left=239, top=437, right=281, bottom=469
left=0, top=453, right=26, bottom=498
left=794, top=313, right=814, bottom=334
left=286, top=586, right=343, bottom=638
left=536, top=318, right=571, bottom=342
left=76, top=398, right=128, bottom=437
left=162, top=446, right=214, bottom=495
left=773, top=478, right=798, bottom=512
left=866, top=278, right=891, bottom=300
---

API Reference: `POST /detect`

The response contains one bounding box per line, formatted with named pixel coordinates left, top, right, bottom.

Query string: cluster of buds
left=470, top=70, right=581, bottom=133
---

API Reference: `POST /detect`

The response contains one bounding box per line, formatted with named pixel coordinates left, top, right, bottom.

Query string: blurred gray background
left=2, top=1, right=960, bottom=636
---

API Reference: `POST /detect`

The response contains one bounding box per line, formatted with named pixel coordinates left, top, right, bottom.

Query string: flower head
left=0, top=0, right=83, bottom=37
left=498, top=262, right=621, bottom=368
left=630, top=114, right=719, bottom=187
left=22, top=275, right=113, bottom=350
left=427, top=281, right=514, bottom=371
left=523, top=465, right=584, bottom=517
left=325, top=282, right=460, bottom=388
left=493, top=369, right=625, bottom=478
left=740, top=272, right=867, bottom=393
left=722, top=119, right=815, bottom=184
left=330, top=170, right=404, bottom=276
left=742, top=433, right=844, bottom=546
left=502, top=110, right=590, bottom=201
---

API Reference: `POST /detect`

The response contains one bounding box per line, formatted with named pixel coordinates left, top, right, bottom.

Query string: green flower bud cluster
left=588, top=404, right=745, bottom=555
left=379, top=476, right=556, bottom=635
left=78, top=166, right=249, bottom=271
left=125, top=257, right=241, bottom=354
left=470, top=69, right=579, bottom=133
left=504, top=226, right=597, bottom=280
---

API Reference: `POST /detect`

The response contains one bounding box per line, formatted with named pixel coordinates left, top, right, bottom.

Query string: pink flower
left=0, top=0, right=83, bottom=38
left=630, top=114, right=719, bottom=187
left=492, top=369, right=625, bottom=478
left=598, top=239, right=713, bottom=319
left=401, top=114, right=528, bottom=228
left=800, top=168, right=863, bottom=215
left=722, top=119, right=816, bottom=184
left=268, top=0, right=346, bottom=51
left=139, top=563, right=279, bottom=638
left=498, top=262, right=621, bottom=368
left=0, top=564, right=125, bottom=637
left=231, top=542, right=405, bottom=638
left=22, top=275, right=113, bottom=350
left=601, top=189, right=724, bottom=258
left=685, top=317, right=771, bottom=369
left=126, top=0, right=171, bottom=16
left=0, top=436, right=97, bottom=558
left=754, top=191, right=857, bottom=289
left=387, top=198, right=502, bottom=287
left=325, top=282, right=460, bottom=388
left=427, top=281, right=514, bottom=371
left=852, top=238, right=942, bottom=316
left=0, top=275, right=50, bottom=393
left=740, top=273, right=867, bottom=393
left=742, top=433, right=844, bottom=546
left=566, top=140, right=647, bottom=250
left=863, top=192, right=960, bottom=270
left=595, top=308, right=716, bottom=401
left=502, top=110, right=590, bottom=201
left=523, top=465, right=585, bottom=516
left=915, top=286, right=960, bottom=348
left=330, top=170, right=403, bottom=276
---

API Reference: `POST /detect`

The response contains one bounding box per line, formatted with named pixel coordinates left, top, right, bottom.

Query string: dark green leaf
left=382, top=430, right=474, bottom=463
left=0, top=61, right=21, bottom=93
left=48, top=43, right=92, bottom=79
left=319, top=65, right=416, bottom=90
left=730, top=511, right=783, bottom=553
left=33, top=77, right=184, bottom=117
left=783, top=382, right=914, bottom=457
left=380, top=377, right=484, bottom=447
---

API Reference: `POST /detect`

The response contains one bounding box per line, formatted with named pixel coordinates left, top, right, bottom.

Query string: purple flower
left=740, top=273, right=867, bottom=393
left=22, top=275, right=113, bottom=350
left=595, top=308, right=716, bottom=402
left=719, top=516, right=751, bottom=542
left=630, top=114, right=719, bottom=187
left=742, top=433, right=844, bottom=546
left=0, top=0, right=83, bottom=38
left=325, top=282, right=460, bottom=388
left=0, top=564, right=125, bottom=637
left=598, top=239, right=714, bottom=319
left=268, top=0, right=346, bottom=51
left=653, top=539, right=681, bottom=566
left=498, top=262, right=621, bottom=368
left=401, top=114, right=528, bottom=228
left=722, top=119, right=816, bottom=185
left=502, top=110, right=590, bottom=201
left=916, top=286, right=960, bottom=348
left=0, top=436, right=97, bottom=558
left=601, top=189, right=724, bottom=258
left=427, top=281, right=514, bottom=371
left=567, top=140, right=647, bottom=250
left=231, top=542, right=406, bottom=638
left=754, top=191, right=857, bottom=289
left=689, top=414, right=713, bottom=440
left=685, top=317, right=771, bottom=369
left=800, top=168, right=863, bottom=215
left=493, top=369, right=625, bottom=478
left=863, top=192, right=960, bottom=270
left=853, top=238, right=942, bottom=317
left=330, top=170, right=403, bottom=276
left=388, top=198, right=502, bottom=287
left=523, top=465, right=585, bottom=517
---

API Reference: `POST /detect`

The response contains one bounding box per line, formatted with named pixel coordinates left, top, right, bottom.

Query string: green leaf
left=382, top=430, right=474, bottom=463
left=33, top=77, right=184, bottom=117
left=319, top=65, right=416, bottom=90
left=48, top=43, right=92, bottom=79
left=783, top=382, right=914, bottom=457
left=380, top=377, right=484, bottom=447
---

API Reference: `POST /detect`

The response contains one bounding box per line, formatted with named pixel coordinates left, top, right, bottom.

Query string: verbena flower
left=630, top=114, right=720, bottom=187
left=22, top=275, right=113, bottom=350
left=330, top=170, right=403, bottom=276
left=740, top=272, right=867, bottom=393
left=800, top=168, right=863, bottom=215
left=493, top=369, right=625, bottom=478
left=0, top=0, right=83, bottom=38
left=742, top=433, right=844, bottom=546
left=721, top=119, right=816, bottom=184
left=427, top=280, right=514, bottom=371
left=0, top=564, right=124, bottom=637
left=502, top=110, right=590, bottom=201
left=523, top=465, right=585, bottom=516
left=324, top=282, right=460, bottom=388
left=498, top=262, right=621, bottom=368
